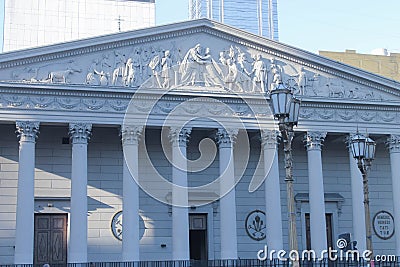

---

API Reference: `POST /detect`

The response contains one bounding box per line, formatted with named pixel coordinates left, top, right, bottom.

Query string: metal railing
left=2, top=258, right=400, bottom=267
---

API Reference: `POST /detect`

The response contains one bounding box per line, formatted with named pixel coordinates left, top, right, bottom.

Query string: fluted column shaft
left=121, top=126, right=143, bottom=261
left=68, top=123, right=92, bottom=263
left=388, top=135, right=400, bottom=256
left=170, top=127, right=191, bottom=260
left=348, top=135, right=367, bottom=252
left=261, top=129, right=283, bottom=251
left=216, top=128, right=238, bottom=259
left=304, top=132, right=327, bottom=254
left=14, top=121, right=39, bottom=264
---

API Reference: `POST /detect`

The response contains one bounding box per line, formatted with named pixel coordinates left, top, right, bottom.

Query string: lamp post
left=269, top=82, right=301, bottom=264
left=349, top=133, right=376, bottom=259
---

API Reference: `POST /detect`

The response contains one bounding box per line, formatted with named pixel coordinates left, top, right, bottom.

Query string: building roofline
left=0, top=18, right=398, bottom=89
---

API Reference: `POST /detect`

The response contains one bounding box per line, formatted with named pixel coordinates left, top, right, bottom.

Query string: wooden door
left=34, top=214, right=68, bottom=267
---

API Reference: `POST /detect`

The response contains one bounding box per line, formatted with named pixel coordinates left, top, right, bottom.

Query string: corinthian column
left=260, top=129, right=283, bottom=251
left=304, top=131, right=327, bottom=254
left=169, top=127, right=191, bottom=260
left=216, top=128, right=238, bottom=259
left=14, top=121, right=39, bottom=264
left=68, top=123, right=92, bottom=263
left=121, top=125, right=143, bottom=261
left=388, top=135, right=400, bottom=256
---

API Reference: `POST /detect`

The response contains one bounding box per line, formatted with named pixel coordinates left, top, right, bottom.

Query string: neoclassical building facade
left=0, top=19, right=399, bottom=265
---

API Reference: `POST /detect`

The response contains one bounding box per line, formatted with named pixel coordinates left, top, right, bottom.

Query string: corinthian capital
left=169, top=127, right=192, bottom=147
left=69, top=123, right=92, bottom=144
left=16, top=121, right=40, bottom=143
left=121, top=125, right=143, bottom=146
left=304, top=131, right=327, bottom=151
left=215, top=128, right=238, bottom=148
left=387, top=135, right=400, bottom=153
left=260, top=129, right=280, bottom=150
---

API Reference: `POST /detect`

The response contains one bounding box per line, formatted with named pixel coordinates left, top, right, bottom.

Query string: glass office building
left=189, top=0, right=279, bottom=40
left=2, top=0, right=155, bottom=52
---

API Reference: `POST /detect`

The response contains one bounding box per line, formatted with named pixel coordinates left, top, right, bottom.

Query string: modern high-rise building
left=189, top=0, right=279, bottom=40
left=2, top=0, right=155, bottom=52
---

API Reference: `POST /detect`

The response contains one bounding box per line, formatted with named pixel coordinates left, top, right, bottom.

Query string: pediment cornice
left=0, top=19, right=399, bottom=95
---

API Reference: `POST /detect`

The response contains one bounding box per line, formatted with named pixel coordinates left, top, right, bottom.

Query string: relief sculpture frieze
left=1, top=38, right=394, bottom=104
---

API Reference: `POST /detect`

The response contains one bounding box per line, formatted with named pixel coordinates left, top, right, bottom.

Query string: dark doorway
left=189, top=214, right=208, bottom=261
left=325, top=214, right=334, bottom=249
left=305, top=213, right=334, bottom=250
left=34, top=213, right=68, bottom=267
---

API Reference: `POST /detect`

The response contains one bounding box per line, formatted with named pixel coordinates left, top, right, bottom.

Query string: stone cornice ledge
left=0, top=82, right=270, bottom=103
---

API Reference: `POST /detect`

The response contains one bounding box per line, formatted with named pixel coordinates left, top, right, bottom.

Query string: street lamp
left=349, top=132, right=376, bottom=258
left=269, top=82, right=301, bottom=262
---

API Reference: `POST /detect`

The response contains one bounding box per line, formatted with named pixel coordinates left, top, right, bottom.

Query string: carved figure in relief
left=140, top=47, right=153, bottom=80
left=236, top=53, right=250, bottom=92
left=309, top=73, right=321, bottom=96
left=131, top=48, right=142, bottom=85
left=123, top=58, right=135, bottom=87
left=179, top=44, right=204, bottom=85
left=200, top=47, right=224, bottom=87
left=85, top=72, right=97, bottom=85
left=224, top=46, right=238, bottom=90
left=112, top=51, right=127, bottom=86
left=219, top=51, right=227, bottom=65
left=268, top=58, right=283, bottom=91
left=249, top=54, right=266, bottom=92
left=293, top=67, right=307, bottom=95
left=48, top=67, right=82, bottom=83
left=347, top=87, right=360, bottom=99
left=148, top=53, right=162, bottom=88
left=161, top=50, right=173, bottom=88
left=327, top=78, right=345, bottom=98
left=96, top=70, right=109, bottom=86
left=85, top=59, right=100, bottom=85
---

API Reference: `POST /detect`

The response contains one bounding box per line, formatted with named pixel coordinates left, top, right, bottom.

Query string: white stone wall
left=0, top=124, right=396, bottom=263
left=0, top=124, right=18, bottom=264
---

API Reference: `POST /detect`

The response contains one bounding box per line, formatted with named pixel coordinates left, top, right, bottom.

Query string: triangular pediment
left=0, top=18, right=400, bottom=105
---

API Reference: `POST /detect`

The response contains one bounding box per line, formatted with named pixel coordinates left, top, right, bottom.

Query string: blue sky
left=0, top=1, right=398, bottom=54
left=156, top=0, right=400, bottom=54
